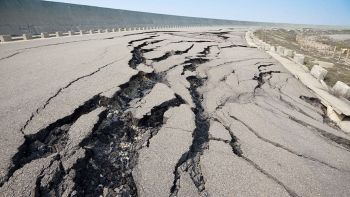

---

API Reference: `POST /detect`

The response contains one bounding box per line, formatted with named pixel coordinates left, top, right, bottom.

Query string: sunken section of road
left=1, top=28, right=350, bottom=197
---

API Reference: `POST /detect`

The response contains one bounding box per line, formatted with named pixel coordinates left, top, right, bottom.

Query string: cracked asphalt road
left=1, top=28, right=350, bottom=197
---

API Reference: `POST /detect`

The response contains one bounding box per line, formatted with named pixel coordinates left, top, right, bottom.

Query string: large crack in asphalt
left=150, top=44, right=194, bottom=62
left=228, top=114, right=344, bottom=171
left=299, top=95, right=341, bottom=129
left=4, top=30, right=346, bottom=197
left=213, top=118, right=300, bottom=197
left=19, top=61, right=118, bottom=135
left=207, top=31, right=231, bottom=40
left=1, top=34, right=188, bottom=196
left=72, top=74, right=185, bottom=197
left=170, top=56, right=211, bottom=196
left=289, top=116, right=350, bottom=151
left=1, top=95, right=102, bottom=187
left=252, top=63, right=281, bottom=94
left=220, top=44, right=253, bottom=49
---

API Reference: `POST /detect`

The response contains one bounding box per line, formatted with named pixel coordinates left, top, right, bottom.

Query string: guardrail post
left=23, top=33, right=32, bottom=40
left=41, top=32, right=49, bottom=38
left=0, top=35, right=12, bottom=42
left=56, top=32, right=63, bottom=37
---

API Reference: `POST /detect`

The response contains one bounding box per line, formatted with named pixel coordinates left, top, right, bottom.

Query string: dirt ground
left=255, top=29, right=350, bottom=86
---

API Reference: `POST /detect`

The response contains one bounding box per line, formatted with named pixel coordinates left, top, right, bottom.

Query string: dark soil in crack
left=252, top=63, right=280, bottom=93
left=128, top=37, right=167, bottom=69
left=127, top=35, right=158, bottom=45
left=299, top=95, right=341, bottom=130
left=71, top=35, right=187, bottom=196
left=299, top=96, right=322, bottom=108
left=207, top=32, right=231, bottom=40
left=220, top=44, right=251, bottom=49
left=150, top=44, right=194, bottom=62
left=2, top=95, right=102, bottom=187
left=198, top=45, right=214, bottom=56
left=2, top=34, right=181, bottom=196
left=181, top=58, right=210, bottom=75
left=170, top=58, right=210, bottom=196
left=73, top=74, right=185, bottom=197
left=129, top=41, right=149, bottom=69
left=212, top=118, right=243, bottom=157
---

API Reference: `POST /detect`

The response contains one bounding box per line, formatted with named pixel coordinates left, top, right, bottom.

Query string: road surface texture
left=1, top=28, right=350, bottom=197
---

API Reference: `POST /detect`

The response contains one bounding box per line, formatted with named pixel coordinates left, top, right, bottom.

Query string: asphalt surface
left=0, top=28, right=350, bottom=197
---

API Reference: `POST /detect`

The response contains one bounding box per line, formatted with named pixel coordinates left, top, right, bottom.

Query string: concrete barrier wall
left=0, top=0, right=259, bottom=35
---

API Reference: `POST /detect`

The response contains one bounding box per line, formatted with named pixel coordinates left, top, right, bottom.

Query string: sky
left=47, top=0, right=350, bottom=26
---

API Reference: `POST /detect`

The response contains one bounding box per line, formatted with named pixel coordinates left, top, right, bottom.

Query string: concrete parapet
left=327, top=106, right=345, bottom=123
left=68, top=31, right=74, bottom=36
left=276, top=46, right=285, bottom=55
left=332, top=81, right=350, bottom=99
left=264, top=43, right=271, bottom=51
left=0, top=35, right=12, bottom=42
left=89, top=30, right=94, bottom=34
left=97, top=29, right=102, bottom=33
left=293, top=54, right=305, bottom=65
left=105, top=29, right=109, bottom=33
left=270, top=46, right=276, bottom=52
left=41, top=32, right=49, bottom=38
left=23, top=33, right=32, bottom=40
left=56, top=32, right=63, bottom=37
left=79, top=30, right=84, bottom=35
left=283, top=49, right=294, bottom=57
left=310, top=65, right=328, bottom=81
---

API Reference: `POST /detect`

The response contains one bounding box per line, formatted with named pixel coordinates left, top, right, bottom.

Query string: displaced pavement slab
left=201, top=141, right=290, bottom=197
left=132, top=83, right=176, bottom=119
left=133, top=104, right=195, bottom=197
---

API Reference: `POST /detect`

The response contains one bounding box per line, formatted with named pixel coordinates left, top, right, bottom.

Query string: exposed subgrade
left=128, top=37, right=163, bottom=69
left=2, top=35, right=182, bottom=195
left=150, top=44, right=194, bottom=62
left=207, top=31, right=231, bottom=40
left=73, top=72, right=185, bottom=197
left=170, top=57, right=211, bottom=196
left=252, top=63, right=280, bottom=94
left=299, top=95, right=340, bottom=129
left=181, top=57, right=210, bottom=75
left=127, top=35, right=158, bottom=45
left=1, top=95, right=103, bottom=187
left=220, top=44, right=253, bottom=49
left=198, top=45, right=219, bottom=57
left=71, top=36, right=187, bottom=196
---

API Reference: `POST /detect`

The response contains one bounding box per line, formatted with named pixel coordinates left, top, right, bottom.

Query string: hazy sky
left=47, top=0, right=350, bottom=26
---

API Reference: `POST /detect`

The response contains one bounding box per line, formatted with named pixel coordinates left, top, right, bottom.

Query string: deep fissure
left=170, top=57, right=211, bottom=196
